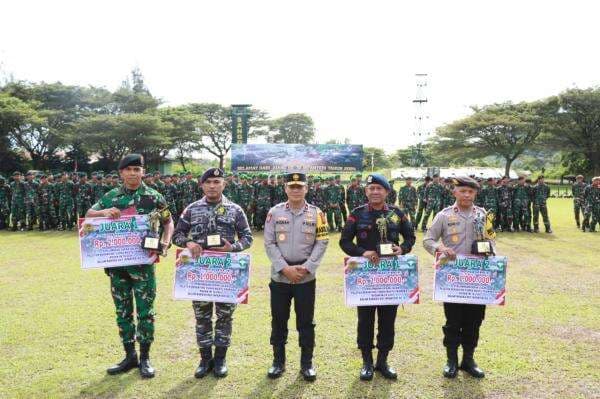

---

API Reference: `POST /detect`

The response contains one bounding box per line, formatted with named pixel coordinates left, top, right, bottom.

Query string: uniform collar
left=368, top=202, right=389, bottom=212
left=199, top=195, right=231, bottom=206
left=285, top=200, right=309, bottom=213
left=118, top=182, right=147, bottom=196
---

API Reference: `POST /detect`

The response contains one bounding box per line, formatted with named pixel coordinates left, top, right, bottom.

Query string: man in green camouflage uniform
left=346, top=175, right=365, bottom=212
left=415, top=176, right=431, bottom=228
left=254, top=174, right=273, bottom=230
left=512, top=176, right=530, bottom=232
left=420, top=174, right=444, bottom=232
left=496, top=177, right=513, bottom=232
left=237, top=175, right=255, bottom=226
left=479, top=178, right=498, bottom=227
left=86, top=154, right=174, bottom=378
left=273, top=175, right=287, bottom=206
left=162, top=174, right=179, bottom=224
left=587, top=177, right=600, bottom=232
left=223, top=174, right=239, bottom=205
left=532, top=175, right=552, bottom=233
left=76, top=172, right=94, bottom=219
left=386, top=179, right=397, bottom=205
left=442, top=178, right=455, bottom=208
left=37, top=174, right=56, bottom=231
left=572, top=175, right=586, bottom=228
left=10, top=171, right=26, bottom=231
left=0, top=175, right=11, bottom=230
left=335, top=175, right=348, bottom=221
left=325, top=176, right=343, bottom=231
left=398, top=177, right=418, bottom=228
left=24, top=171, right=39, bottom=230
left=56, top=172, right=75, bottom=230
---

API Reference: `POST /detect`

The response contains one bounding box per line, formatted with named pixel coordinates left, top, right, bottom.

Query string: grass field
left=1, top=198, right=599, bottom=399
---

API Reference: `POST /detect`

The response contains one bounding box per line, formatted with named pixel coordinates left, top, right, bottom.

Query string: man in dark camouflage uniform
left=37, top=175, right=56, bottom=231
left=172, top=167, right=253, bottom=379
left=572, top=175, right=586, bottom=228
left=532, top=175, right=552, bottom=233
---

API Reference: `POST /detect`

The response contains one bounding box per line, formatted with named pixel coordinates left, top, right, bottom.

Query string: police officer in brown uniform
left=423, top=176, right=495, bottom=379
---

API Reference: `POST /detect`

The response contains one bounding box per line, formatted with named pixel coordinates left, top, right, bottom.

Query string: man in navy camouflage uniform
left=172, top=167, right=253, bottom=379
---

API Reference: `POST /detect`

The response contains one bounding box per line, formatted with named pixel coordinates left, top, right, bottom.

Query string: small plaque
left=206, top=234, right=222, bottom=247
left=142, top=236, right=161, bottom=250
left=378, top=243, right=394, bottom=256
left=471, top=239, right=492, bottom=255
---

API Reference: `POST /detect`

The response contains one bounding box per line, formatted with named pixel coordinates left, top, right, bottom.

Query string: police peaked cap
left=284, top=172, right=307, bottom=185
left=452, top=176, right=480, bottom=190
left=365, top=173, right=391, bottom=191
left=118, top=154, right=144, bottom=170
left=200, top=168, right=225, bottom=183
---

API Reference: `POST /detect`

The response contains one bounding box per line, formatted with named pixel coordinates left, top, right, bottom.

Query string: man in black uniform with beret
left=340, top=173, right=416, bottom=381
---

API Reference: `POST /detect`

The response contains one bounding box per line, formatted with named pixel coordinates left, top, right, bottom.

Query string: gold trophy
left=142, top=210, right=163, bottom=252
left=376, top=216, right=394, bottom=256
left=471, top=211, right=493, bottom=256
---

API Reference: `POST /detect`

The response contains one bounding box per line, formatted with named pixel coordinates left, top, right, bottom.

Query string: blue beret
left=365, top=173, right=391, bottom=191
left=200, top=168, right=225, bottom=184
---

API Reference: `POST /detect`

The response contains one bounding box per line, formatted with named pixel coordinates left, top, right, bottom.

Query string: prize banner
left=78, top=215, right=157, bottom=269
left=231, top=144, right=363, bottom=172
left=433, top=254, right=507, bottom=305
left=173, top=249, right=250, bottom=304
left=344, top=255, right=419, bottom=306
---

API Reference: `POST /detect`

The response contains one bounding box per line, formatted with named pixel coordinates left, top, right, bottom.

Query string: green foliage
left=267, top=113, right=315, bottom=144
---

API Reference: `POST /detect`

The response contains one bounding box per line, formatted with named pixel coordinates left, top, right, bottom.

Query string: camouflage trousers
left=496, top=205, right=512, bottom=230
left=401, top=205, right=417, bottom=228
left=10, top=202, right=25, bottom=228
left=589, top=205, right=600, bottom=231
left=38, top=204, right=56, bottom=230
left=512, top=200, right=530, bottom=229
left=421, top=201, right=441, bottom=230
left=339, top=202, right=347, bottom=221
left=254, top=205, right=269, bottom=229
left=326, top=205, right=343, bottom=231
left=25, top=201, right=38, bottom=228
left=0, top=203, right=9, bottom=229
left=58, top=203, right=74, bottom=228
left=573, top=199, right=583, bottom=225
left=108, top=264, right=156, bottom=345
left=533, top=203, right=551, bottom=228
left=415, top=201, right=426, bottom=227
left=192, top=301, right=236, bottom=349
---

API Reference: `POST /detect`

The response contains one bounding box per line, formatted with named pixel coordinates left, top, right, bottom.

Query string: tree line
left=0, top=69, right=316, bottom=173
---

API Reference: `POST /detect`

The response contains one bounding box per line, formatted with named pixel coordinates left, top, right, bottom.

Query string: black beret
left=118, top=154, right=144, bottom=170
left=200, top=168, right=224, bottom=184
left=40, top=174, right=47, bottom=179
left=365, top=173, right=391, bottom=191
left=452, top=176, right=480, bottom=190
left=538, top=175, right=544, bottom=179
left=424, top=176, right=431, bottom=181
left=433, top=173, right=439, bottom=178
left=487, top=177, right=493, bottom=181
left=284, top=172, right=307, bottom=185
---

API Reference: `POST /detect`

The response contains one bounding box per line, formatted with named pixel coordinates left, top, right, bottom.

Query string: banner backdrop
left=231, top=144, right=363, bottom=172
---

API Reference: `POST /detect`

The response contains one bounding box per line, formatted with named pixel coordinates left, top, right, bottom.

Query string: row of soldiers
left=3, top=169, right=599, bottom=234
left=572, top=175, right=600, bottom=232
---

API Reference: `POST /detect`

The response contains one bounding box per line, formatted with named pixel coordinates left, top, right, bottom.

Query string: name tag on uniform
left=206, top=234, right=222, bottom=247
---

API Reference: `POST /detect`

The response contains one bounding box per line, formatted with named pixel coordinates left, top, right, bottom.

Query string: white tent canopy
left=390, top=167, right=526, bottom=180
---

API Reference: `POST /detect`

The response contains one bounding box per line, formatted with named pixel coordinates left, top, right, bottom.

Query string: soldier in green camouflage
left=479, top=178, right=499, bottom=227
left=56, top=172, right=75, bottom=230
left=237, top=175, right=255, bottom=225
left=76, top=172, right=94, bottom=219
left=0, top=175, right=11, bottom=230
left=512, top=176, right=530, bottom=232
left=70, top=172, right=80, bottom=224
left=254, top=174, right=273, bottom=230
left=442, top=178, right=455, bottom=208
left=335, top=175, right=348, bottom=221
left=273, top=175, right=287, bottom=206
left=37, top=174, right=56, bottom=231
left=325, top=176, right=343, bottom=231
left=10, top=171, right=26, bottom=231
left=587, top=177, right=600, bottom=232
left=346, top=174, right=364, bottom=211
left=24, top=171, right=39, bottom=230
left=152, top=171, right=165, bottom=194
left=532, top=175, right=552, bottom=233
left=386, top=179, right=397, bottom=205
left=86, top=154, right=174, bottom=379
left=572, top=175, right=586, bottom=228
left=414, top=176, right=430, bottom=228
left=162, top=174, right=179, bottom=224
left=223, top=174, right=239, bottom=205
left=398, top=177, right=418, bottom=228
left=420, top=174, right=444, bottom=232
left=496, top=177, right=513, bottom=232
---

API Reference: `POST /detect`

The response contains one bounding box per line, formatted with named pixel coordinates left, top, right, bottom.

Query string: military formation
left=4, top=170, right=600, bottom=234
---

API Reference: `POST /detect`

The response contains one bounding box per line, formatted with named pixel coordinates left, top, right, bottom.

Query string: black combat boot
left=359, top=348, right=374, bottom=381
left=460, top=346, right=485, bottom=378
left=300, top=346, right=316, bottom=382
left=139, top=343, right=155, bottom=378
left=374, top=350, right=397, bottom=380
left=443, top=346, right=459, bottom=378
left=267, top=345, right=285, bottom=379
left=533, top=225, right=539, bottom=233
left=107, top=342, right=138, bottom=375
left=194, top=347, right=213, bottom=378
left=213, top=346, right=228, bottom=378
left=545, top=225, right=553, bottom=234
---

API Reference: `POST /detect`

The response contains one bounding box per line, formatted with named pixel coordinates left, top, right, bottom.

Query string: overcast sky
left=1, top=0, right=598, bottom=152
